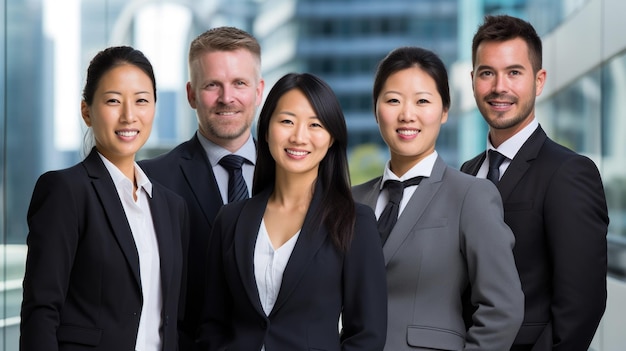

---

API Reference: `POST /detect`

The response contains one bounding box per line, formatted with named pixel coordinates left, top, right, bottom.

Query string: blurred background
left=1, top=0, right=625, bottom=349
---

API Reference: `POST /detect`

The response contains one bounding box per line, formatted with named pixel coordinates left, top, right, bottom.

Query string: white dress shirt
left=254, top=219, right=300, bottom=351
left=99, top=154, right=162, bottom=351
left=476, top=118, right=539, bottom=180
left=375, top=151, right=437, bottom=219
left=197, top=131, right=256, bottom=204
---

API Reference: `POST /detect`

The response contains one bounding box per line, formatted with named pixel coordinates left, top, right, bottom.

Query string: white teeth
left=117, top=131, right=138, bottom=137
left=217, top=111, right=237, bottom=116
left=490, top=102, right=511, bottom=107
left=398, top=129, right=418, bottom=136
left=286, top=149, right=308, bottom=156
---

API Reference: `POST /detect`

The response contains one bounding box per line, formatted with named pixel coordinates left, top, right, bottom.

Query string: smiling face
left=472, top=37, right=546, bottom=146
left=81, top=63, right=155, bottom=167
left=187, top=48, right=264, bottom=151
left=267, top=89, right=333, bottom=180
left=375, top=66, right=448, bottom=176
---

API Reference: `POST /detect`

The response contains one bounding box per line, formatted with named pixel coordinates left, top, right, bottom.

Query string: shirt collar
left=380, top=151, right=437, bottom=190
left=196, top=130, right=256, bottom=167
left=487, top=118, right=539, bottom=160
left=98, top=152, right=153, bottom=197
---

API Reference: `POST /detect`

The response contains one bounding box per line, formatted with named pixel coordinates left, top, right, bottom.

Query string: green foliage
left=349, top=143, right=386, bottom=186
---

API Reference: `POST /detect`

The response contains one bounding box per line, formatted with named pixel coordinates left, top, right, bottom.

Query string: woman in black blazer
left=198, top=73, right=387, bottom=351
left=20, top=46, right=188, bottom=350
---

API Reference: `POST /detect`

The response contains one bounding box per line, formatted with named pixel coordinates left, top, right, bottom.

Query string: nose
left=218, top=85, right=235, bottom=104
left=399, top=102, right=416, bottom=123
left=289, top=123, right=307, bottom=144
left=494, top=74, right=508, bottom=94
left=120, top=101, right=136, bottom=123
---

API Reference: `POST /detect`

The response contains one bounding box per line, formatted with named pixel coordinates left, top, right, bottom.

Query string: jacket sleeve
left=340, top=204, right=387, bottom=351
left=461, top=179, right=524, bottom=351
left=545, top=155, right=608, bottom=350
left=20, top=171, right=79, bottom=351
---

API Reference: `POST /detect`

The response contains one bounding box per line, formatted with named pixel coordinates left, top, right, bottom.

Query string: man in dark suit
left=461, top=15, right=609, bottom=351
left=139, top=27, right=265, bottom=349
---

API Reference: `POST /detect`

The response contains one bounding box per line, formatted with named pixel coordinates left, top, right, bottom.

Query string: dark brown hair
left=471, top=15, right=543, bottom=73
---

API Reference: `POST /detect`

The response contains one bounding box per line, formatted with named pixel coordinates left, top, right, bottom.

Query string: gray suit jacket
left=353, top=156, right=524, bottom=351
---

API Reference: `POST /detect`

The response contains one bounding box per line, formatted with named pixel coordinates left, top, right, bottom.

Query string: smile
left=116, top=130, right=139, bottom=137
left=216, top=111, right=239, bottom=116
left=397, top=129, right=419, bottom=136
left=286, top=149, right=309, bottom=157
left=488, top=102, right=514, bottom=107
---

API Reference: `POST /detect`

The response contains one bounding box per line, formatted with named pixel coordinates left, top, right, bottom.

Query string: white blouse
left=98, top=153, right=162, bottom=351
left=254, top=219, right=300, bottom=315
left=254, top=219, right=300, bottom=351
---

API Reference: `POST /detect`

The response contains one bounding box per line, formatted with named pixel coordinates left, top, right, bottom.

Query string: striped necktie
left=219, top=155, right=249, bottom=203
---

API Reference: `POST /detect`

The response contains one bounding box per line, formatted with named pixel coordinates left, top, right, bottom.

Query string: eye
left=279, top=119, right=294, bottom=125
left=510, top=70, right=521, bottom=76
left=235, top=80, right=247, bottom=87
left=417, top=99, right=429, bottom=104
left=386, top=98, right=400, bottom=104
left=478, top=71, right=493, bottom=77
left=310, top=122, right=324, bottom=128
left=106, top=98, right=120, bottom=104
left=137, top=98, right=150, bottom=104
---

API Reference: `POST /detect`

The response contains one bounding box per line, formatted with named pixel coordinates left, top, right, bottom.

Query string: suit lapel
left=83, top=149, right=141, bottom=288
left=148, top=187, right=174, bottom=300
left=498, top=126, right=546, bottom=201
left=359, top=178, right=383, bottom=210
left=233, top=190, right=270, bottom=316
left=463, top=153, right=486, bottom=176
left=271, top=183, right=328, bottom=315
left=180, top=135, right=223, bottom=228
left=383, top=156, right=445, bottom=265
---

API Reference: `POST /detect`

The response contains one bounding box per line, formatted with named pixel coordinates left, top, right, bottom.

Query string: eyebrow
left=102, top=91, right=152, bottom=95
left=383, top=90, right=434, bottom=96
left=277, top=111, right=319, bottom=119
left=475, top=64, right=527, bottom=71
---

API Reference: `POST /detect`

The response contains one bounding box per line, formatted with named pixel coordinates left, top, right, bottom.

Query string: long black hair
left=253, top=73, right=355, bottom=251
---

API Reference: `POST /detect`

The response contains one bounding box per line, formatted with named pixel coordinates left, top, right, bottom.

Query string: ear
left=186, top=81, right=197, bottom=109
left=81, top=101, right=92, bottom=127
left=255, top=78, right=265, bottom=107
left=535, top=68, right=547, bottom=96
left=470, top=70, right=475, bottom=92
left=441, top=108, right=449, bottom=125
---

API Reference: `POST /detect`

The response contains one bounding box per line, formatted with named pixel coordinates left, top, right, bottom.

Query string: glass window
left=2, top=0, right=624, bottom=348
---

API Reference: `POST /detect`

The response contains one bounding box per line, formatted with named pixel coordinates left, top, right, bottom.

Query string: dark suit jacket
left=20, top=148, right=188, bottom=351
left=353, top=156, right=523, bottom=351
left=139, top=134, right=222, bottom=347
left=461, top=126, right=609, bottom=351
left=198, top=184, right=388, bottom=351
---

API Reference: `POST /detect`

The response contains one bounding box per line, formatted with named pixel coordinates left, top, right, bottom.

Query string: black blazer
left=198, top=185, right=388, bottom=351
left=139, top=134, right=222, bottom=346
left=461, top=126, right=609, bottom=351
left=20, top=148, right=188, bottom=350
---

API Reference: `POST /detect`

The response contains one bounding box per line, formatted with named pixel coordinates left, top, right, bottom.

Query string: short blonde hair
left=188, top=26, right=261, bottom=77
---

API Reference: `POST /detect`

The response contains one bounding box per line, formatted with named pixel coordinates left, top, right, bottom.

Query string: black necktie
left=219, top=155, right=249, bottom=203
left=486, top=150, right=507, bottom=185
left=377, top=176, right=424, bottom=245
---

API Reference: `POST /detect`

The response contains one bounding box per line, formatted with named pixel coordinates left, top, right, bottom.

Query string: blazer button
left=261, top=320, right=268, bottom=329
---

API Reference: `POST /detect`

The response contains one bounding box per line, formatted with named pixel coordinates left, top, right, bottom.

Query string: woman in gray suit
left=352, top=47, right=523, bottom=350
left=20, top=46, right=188, bottom=350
